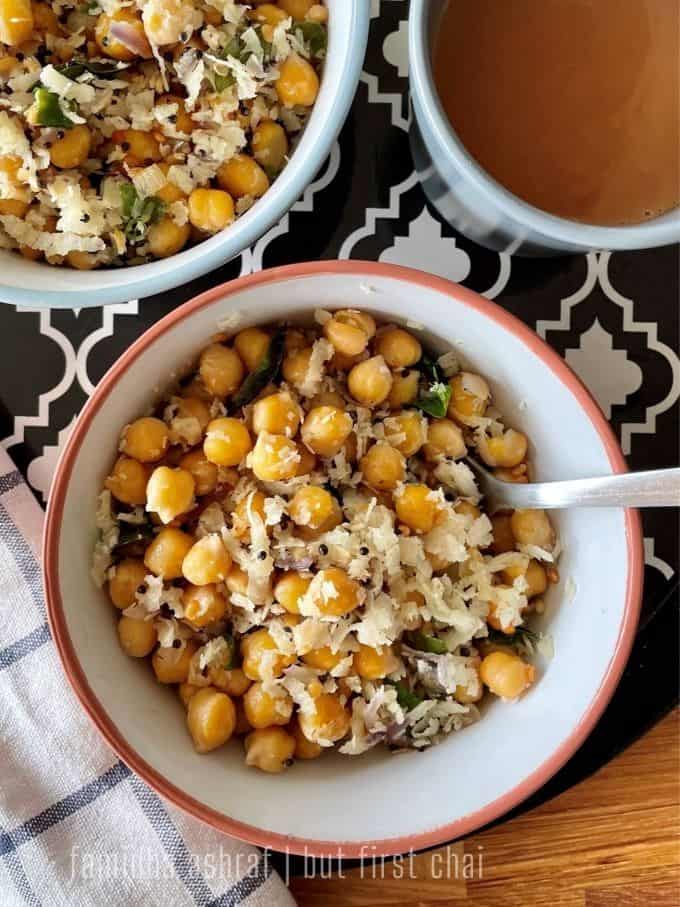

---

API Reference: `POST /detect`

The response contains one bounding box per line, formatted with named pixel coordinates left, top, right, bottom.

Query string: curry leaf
left=386, top=679, right=423, bottom=711
left=294, top=21, right=328, bottom=57
left=406, top=631, right=448, bottom=655
left=231, top=330, right=285, bottom=408
left=56, top=59, right=126, bottom=80
left=120, top=183, right=165, bottom=243
left=32, top=87, right=77, bottom=128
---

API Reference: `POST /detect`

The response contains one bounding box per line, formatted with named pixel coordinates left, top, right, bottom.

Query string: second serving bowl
left=0, top=1, right=369, bottom=308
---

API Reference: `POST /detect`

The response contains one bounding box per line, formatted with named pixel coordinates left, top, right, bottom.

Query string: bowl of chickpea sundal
left=0, top=1, right=369, bottom=307
left=43, top=262, right=643, bottom=855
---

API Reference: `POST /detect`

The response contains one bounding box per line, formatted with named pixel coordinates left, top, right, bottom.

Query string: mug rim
left=409, top=0, right=680, bottom=251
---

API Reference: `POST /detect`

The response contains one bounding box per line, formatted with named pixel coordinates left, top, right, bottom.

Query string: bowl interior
left=50, top=267, right=638, bottom=852
left=0, top=0, right=367, bottom=306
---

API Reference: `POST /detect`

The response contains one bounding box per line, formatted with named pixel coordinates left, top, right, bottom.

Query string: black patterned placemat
left=1, top=0, right=677, bottom=862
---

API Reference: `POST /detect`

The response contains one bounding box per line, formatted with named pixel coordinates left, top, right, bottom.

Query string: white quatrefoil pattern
left=0, top=0, right=677, bottom=791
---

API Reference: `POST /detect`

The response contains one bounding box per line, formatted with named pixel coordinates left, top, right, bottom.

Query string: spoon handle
left=515, top=468, right=680, bottom=509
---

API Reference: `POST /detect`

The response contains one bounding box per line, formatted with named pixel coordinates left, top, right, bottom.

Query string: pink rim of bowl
left=43, top=261, right=644, bottom=858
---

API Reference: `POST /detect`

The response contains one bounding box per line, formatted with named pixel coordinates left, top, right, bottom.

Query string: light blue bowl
left=0, top=0, right=369, bottom=308
left=409, top=0, right=680, bottom=256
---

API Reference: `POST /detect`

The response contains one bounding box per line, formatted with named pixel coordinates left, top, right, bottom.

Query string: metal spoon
left=465, top=457, right=680, bottom=511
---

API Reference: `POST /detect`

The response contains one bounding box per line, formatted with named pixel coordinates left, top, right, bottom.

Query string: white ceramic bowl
left=44, top=262, right=643, bottom=856
left=0, top=2, right=369, bottom=308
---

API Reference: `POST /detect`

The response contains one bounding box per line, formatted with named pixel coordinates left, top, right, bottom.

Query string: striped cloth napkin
left=0, top=448, right=296, bottom=907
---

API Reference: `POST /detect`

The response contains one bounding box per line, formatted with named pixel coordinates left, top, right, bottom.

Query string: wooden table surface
left=291, top=709, right=679, bottom=907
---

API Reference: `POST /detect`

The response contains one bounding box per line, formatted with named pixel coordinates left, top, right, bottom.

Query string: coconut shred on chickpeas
left=92, top=309, right=560, bottom=773
left=0, top=1, right=327, bottom=268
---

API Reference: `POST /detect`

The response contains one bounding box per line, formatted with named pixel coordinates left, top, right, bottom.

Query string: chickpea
left=360, top=442, right=405, bottom=491
left=478, top=429, right=528, bottom=469
left=188, top=188, right=235, bottom=234
left=170, top=397, right=211, bottom=436
left=152, top=640, right=198, bottom=684
left=387, top=368, right=420, bottom=409
left=289, top=486, right=336, bottom=530
left=282, top=346, right=313, bottom=388
left=252, top=391, right=300, bottom=437
left=276, top=53, right=319, bottom=107
left=66, top=251, right=99, bottom=270
left=241, top=628, right=295, bottom=681
left=120, top=417, right=169, bottom=463
left=480, top=651, right=535, bottom=699
left=156, top=93, right=195, bottom=134
left=95, top=8, right=152, bottom=60
left=248, top=3, right=287, bottom=26
left=180, top=375, right=212, bottom=402
left=230, top=326, right=268, bottom=372
left=187, top=687, right=236, bottom=753
left=108, top=558, right=147, bottom=609
left=243, top=681, right=293, bottom=729
left=502, top=559, right=548, bottom=598
left=395, top=484, right=441, bottom=534
left=291, top=715, right=323, bottom=759
left=117, top=615, right=157, bottom=658
left=49, top=125, right=92, bottom=170
left=181, top=583, right=228, bottom=628
left=309, top=390, right=346, bottom=410
left=347, top=356, right=393, bottom=406
left=234, top=700, right=252, bottom=736
left=155, top=163, right=186, bottom=204
left=306, top=3, right=328, bottom=22
left=178, top=682, right=200, bottom=707
left=204, top=417, right=252, bottom=467
left=309, top=568, right=362, bottom=617
left=454, top=500, right=481, bottom=520
left=330, top=349, right=364, bottom=372
left=232, top=491, right=267, bottom=541
left=252, top=119, right=289, bottom=174
left=423, top=418, right=467, bottom=461
left=447, top=372, right=490, bottom=424
left=111, top=129, right=161, bottom=166
left=341, top=432, right=358, bottom=463
left=251, top=432, right=301, bottom=481
left=0, top=197, right=28, bottom=217
left=244, top=727, right=295, bottom=773
left=182, top=534, right=232, bottom=586
left=146, top=465, right=195, bottom=524
left=144, top=527, right=194, bottom=579
left=0, top=0, right=33, bottom=45
left=375, top=327, right=422, bottom=369
left=353, top=644, right=399, bottom=680
left=302, top=646, right=346, bottom=672
left=274, top=571, right=312, bottom=614
left=296, top=496, right=341, bottom=539
left=494, top=466, right=529, bottom=484
left=199, top=344, right=244, bottom=398
left=215, top=667, right=251, bottom=698
left=105, top=456, right=151, bottom=506
left=147, top=218, right=191, bottom=258
left=179, top=449, right=218, bottom=496
left=323, top=310, right=375, bottom=357
left=217, top=153, right=270, bottom=199
left=489, top=512, right=515, bottom=554
left=279, top=0, right=314, bottom=17
left=295, top=441, right=317, bottom=476
left=383, top=411, right=427, bottom=457
left=301, top=405, right=353, bottom=457
left=33, top=1, right=60, bottom=34
left=298, top=692, right=350, bottom=746
left=510, top=509, right=555, bottom=550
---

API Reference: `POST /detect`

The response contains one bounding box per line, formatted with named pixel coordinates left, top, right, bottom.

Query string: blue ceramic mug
left=408, top=0, right=680, bottom=256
